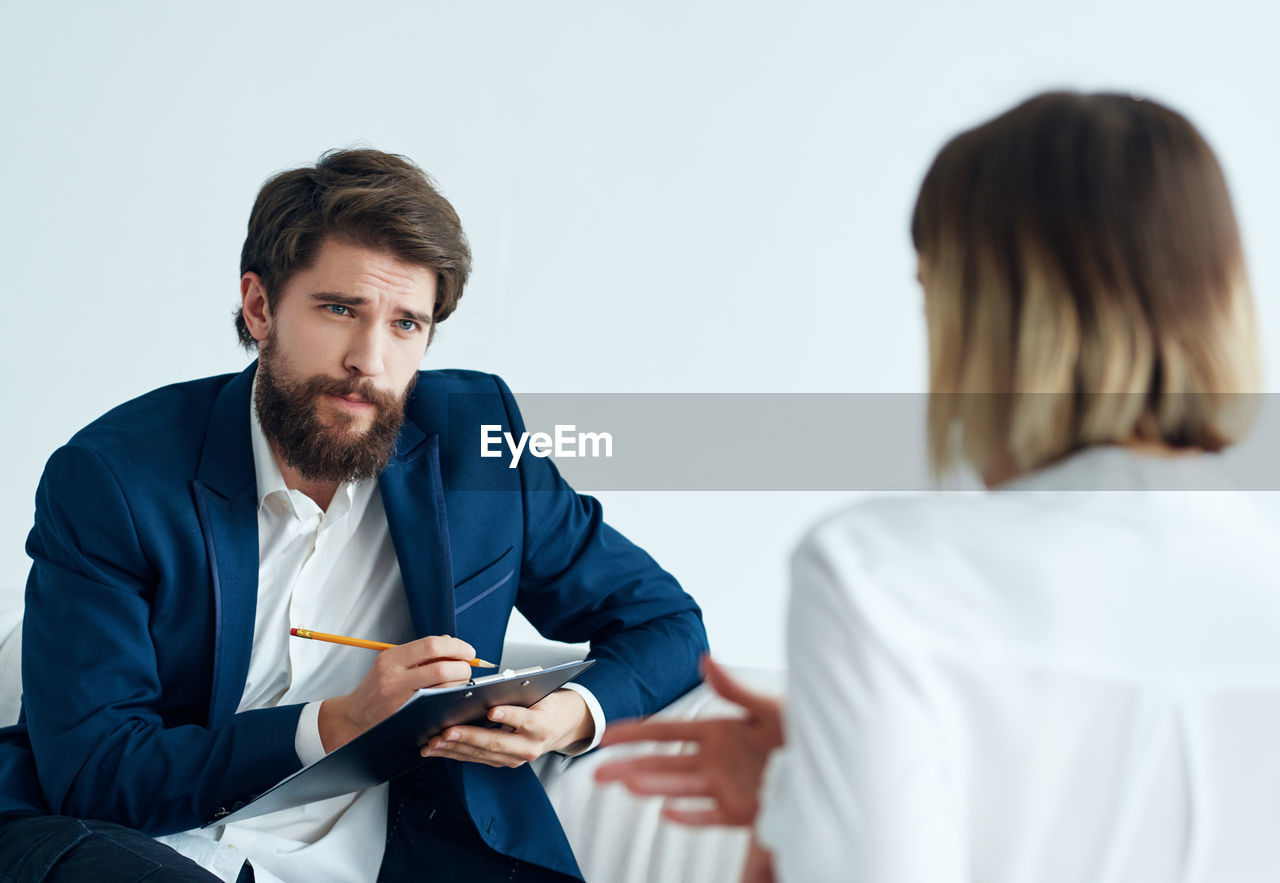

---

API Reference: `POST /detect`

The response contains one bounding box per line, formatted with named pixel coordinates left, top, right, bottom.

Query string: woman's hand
left=594, top=656, right=784, bottom=826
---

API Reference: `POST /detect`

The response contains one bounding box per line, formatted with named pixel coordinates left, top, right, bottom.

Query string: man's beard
left=254, top=337, right=416, bottom=483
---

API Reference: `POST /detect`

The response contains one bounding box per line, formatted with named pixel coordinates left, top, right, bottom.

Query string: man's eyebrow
left=311, top=292, right=367, bottom=307
left=310, top=292, right=433, bottom=326
left=396, top=306, right=434, bottom=326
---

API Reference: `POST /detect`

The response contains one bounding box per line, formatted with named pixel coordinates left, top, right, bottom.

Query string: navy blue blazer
left=2, top=363, right=707, bottom=878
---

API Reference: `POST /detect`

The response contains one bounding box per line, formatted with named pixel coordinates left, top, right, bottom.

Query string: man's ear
left=240, top=272, right=273, bottom=343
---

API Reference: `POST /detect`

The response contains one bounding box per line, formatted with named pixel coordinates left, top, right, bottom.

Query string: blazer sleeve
left=491, top=376, right=709, bottom=723
left=22, top=443, right=304, bottom=834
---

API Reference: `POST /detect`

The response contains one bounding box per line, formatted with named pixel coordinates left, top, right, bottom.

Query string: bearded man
left=0, top=149, right=707, bottom=882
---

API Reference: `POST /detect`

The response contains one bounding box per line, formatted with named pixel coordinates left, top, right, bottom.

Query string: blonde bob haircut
left=911, top=91, right=1260, bottom=480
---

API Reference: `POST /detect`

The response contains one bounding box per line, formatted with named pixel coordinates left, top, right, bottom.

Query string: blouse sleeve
left=756, top=526, right=967, bottom=883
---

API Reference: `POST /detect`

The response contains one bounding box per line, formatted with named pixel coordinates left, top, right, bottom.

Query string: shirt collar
left=997, top=445, right=1232, bottom=493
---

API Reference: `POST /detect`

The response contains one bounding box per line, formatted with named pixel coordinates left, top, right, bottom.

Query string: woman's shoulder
left=794, top=490, right=1036, bottom=565
left=796, top=448, right=1276, bottom=573
left=789, top=482, right=1280, bottom=670
left=790, top=492, right=1035, bottom=618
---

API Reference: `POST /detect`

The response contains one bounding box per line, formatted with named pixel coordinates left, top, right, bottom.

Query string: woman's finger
left=601, top=718, right=714, bottom=747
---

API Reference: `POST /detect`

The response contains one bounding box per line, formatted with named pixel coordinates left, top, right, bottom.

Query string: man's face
left=240, top=237, right=438, bottom=482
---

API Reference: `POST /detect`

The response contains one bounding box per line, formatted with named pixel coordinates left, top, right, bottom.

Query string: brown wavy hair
left=235, top=148, right=472, bottom=348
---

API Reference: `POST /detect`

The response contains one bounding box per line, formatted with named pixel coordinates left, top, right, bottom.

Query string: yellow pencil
left=289, top=628, right=497, bottom=668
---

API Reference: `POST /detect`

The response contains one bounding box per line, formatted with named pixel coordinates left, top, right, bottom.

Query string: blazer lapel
left=379, top=419, right=456, bottom=638
left=190, top=366, right=456, bottom=725
left=193, top=364, right=260, bottom=730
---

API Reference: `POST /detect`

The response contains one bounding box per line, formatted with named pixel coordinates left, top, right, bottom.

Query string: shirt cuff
left=295, top=700, right=327, bottom=766
left=555, top=683, right=605, bottom=755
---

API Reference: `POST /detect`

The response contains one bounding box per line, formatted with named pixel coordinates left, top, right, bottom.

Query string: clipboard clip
left=468, top=665, right=543, bottom=687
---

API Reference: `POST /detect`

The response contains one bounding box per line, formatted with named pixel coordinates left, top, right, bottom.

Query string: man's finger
left=423, top=725, right=539, bottom=765
left=488, top=704, right=536, bottom=731
left=427, top=740, right=528, bottom=765
left=406, top=659, right=473, bottom=689
left=397, top=634, right=477, bottom=667
left=601, top=719, right=712, bottom=747
left=701, top=656, right=768, bottom=713
left=422, top=737, right=527, bottom=762
left=431, top=725, right=524, bottom=756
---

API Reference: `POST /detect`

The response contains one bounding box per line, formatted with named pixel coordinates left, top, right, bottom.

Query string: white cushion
left=0, top=607, right=21, bottom=728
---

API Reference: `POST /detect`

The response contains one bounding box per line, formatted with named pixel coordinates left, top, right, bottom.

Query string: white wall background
left=2, top=0, right=1277, bottom=669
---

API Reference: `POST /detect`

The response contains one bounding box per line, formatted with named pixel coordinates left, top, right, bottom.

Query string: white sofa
left=0, top=609, right=781, bottom=882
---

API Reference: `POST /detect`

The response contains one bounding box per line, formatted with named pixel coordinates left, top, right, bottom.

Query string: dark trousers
left=0, top=815, right=248, bottom=882
left=377, top=763, right=581, bottom=883
left=0, top=769, right=576, bottom=883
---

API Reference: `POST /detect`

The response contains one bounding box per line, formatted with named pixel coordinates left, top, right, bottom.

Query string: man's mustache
left=309, top=376, right=401, bottom=410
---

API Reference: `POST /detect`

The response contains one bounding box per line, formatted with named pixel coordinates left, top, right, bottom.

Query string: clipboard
left=206, top=659, right=595, bottom=826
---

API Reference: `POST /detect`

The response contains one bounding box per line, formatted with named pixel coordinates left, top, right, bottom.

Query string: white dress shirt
left=159, top=387, right=416, bottom=882
left=757, top=447, right=1280, bottom=883
left=159, top=378, right=603, bottom=882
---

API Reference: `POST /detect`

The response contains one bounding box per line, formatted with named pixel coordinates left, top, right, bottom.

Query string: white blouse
left=757, top=447, right=1280, bottom=883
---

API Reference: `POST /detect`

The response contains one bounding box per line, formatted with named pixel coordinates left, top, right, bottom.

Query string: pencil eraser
left=289, top=628, right=299, bottom=636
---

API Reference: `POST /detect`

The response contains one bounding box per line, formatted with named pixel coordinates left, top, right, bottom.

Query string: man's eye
left=325, top=304, right=351, bottom=316
left=396, top=319, right=420, bottom=332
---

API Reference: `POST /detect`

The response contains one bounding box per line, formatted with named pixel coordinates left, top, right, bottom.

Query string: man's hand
left=318, top=635, right=476, bottom=753
left=421, top=688, right=595, bottom=767
left=592, top=656, right=784, bottom=826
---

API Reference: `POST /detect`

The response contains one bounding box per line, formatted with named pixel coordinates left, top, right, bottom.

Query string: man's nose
left=343, top=324, right=388, bottom=378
